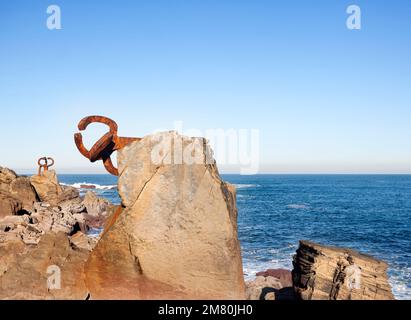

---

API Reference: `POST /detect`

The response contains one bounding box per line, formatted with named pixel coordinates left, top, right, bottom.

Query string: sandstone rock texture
left=0, top=167, right=37, bottom=218
left=256, top=269, right=292, bottom=288
left=82, top=191, right=113, bottom=229
left=245, top=276, right=283, bottom=300
left=0, top=166, right=111, bottom=299
left=30, top=170, right=78, bottom=205
left=0, top=232, right=90, bottom=300
left=83, top=191, right=110, bottom=217
left=85, top=131, right=246, bottom=299
left=292, top=240, right=394, bottom=300
left=245, top=269, right=296, bottom=301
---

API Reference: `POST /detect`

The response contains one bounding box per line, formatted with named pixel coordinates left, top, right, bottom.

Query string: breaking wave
left=60, top=182, right=117, bottom=190
left=234, top=184, right=260, bottom=189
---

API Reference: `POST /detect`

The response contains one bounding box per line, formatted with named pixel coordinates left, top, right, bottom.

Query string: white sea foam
left=234, top=184, right=260, bottom=189
left=388, top=266, right=411, bottom=300
left=242, top=258, right=292, bottom=281
left=390, top=280, right=410, bottom=300
left=60, top=182, right=117, bottom=190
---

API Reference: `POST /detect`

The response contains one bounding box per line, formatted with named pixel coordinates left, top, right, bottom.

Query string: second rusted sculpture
left=38, top=157, right=54, bottom=176
left=74, top=115, right=140, bottom=176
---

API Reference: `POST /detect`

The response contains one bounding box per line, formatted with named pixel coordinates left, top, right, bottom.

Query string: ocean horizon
left=56, top=173, right=411, bottom=300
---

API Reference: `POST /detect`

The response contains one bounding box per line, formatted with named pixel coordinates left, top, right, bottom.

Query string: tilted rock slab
left=85, top=131, right=245, bottom=299
left=292, top=240, right=394, bottom=300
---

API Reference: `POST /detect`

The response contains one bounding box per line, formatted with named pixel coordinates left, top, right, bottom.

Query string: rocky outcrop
left=0, top=193, right=22, bottom=219
left=0, top=201, right=91, bottom=246
left=85, top=131, right=245, bottom=299
left=256, top=269, right=292, bottom=288
left=70, top=231, right=98, bottom=251
left=0, top=167, right=17, bottom=189
left=82, top=191, right=113, bottom=228
left=292, top=240, right=394, bottom=300
left=245, top=276, right=283, bottom=300
left=0, top=167, right=37, bottom=218
left=0, top=232, right=90, bottom=300
left=0, top=166, right=113, bottom=300
left=30, top=170, right=78, bottom=205
left=246, top=269, right=295, bottom=300
left=83, top=191, right=110, bottom=217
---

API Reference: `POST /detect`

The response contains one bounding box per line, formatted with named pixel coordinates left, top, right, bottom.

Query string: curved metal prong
left=103, top=156, right=119, bottom=176
left=77, top=115, right=118, bottom=134
left=88, top=132, right=114, bottom=162
left=47, top=157, right=55, bottom=167
left=74, top=133, right=91, bottom=159
left=38, top=157, right=45, bottom=166
left=74, top=115, right=140, bottom=176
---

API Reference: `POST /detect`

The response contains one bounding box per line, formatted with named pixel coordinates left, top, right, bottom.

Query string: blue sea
left=59, top=174, right=411, bottom=300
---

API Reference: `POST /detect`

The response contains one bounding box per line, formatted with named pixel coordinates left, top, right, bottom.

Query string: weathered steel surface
left=74, top=115, right=140, bottom=176
left=37, top=157, right=54, bottom=176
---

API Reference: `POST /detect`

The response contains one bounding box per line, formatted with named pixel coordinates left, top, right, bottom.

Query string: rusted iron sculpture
left=74, top=115, right=140, bottom=176
left=38, top=157, right=54, bottom=176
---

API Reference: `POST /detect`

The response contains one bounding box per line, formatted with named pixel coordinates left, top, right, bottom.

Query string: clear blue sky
left=0, top=0, right=410, bottom=173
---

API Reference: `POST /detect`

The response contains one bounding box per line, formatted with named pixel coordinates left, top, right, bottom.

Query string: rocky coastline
left=0, top=132, right=395, bottom=300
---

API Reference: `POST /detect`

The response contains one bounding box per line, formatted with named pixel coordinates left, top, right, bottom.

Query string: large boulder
left=9, top=177, right=38, bottom=210
left=245, top=276, right=283, bottom=300
left=0, top=167, right=18, bottom=191
left=0, top=192, right=23, bottom=219
left=82, top=191, right=113, bottom=228
left=292, top=240, right=394, bottom=300
left=30, top=170, right=78, bottom=205
left=83, top=191, right=111, bottom=217
left=85, top=131, right=245, bottom=299
left=256, top=269, right=292, bottom=288
left=0, top=167, right=37, bottom=217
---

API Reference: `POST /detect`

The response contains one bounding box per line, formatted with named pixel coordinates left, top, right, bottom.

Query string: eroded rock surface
left=0, top=232, right=89, bottom=300
left=292, top=240, right=394, bottom=300
left=256, top=269, right=292, bottom=288
left=245, top=269, right=296, bottom=300
left=245, top=276, right=283, bottom=300
left=0, top=167, right=37, bottom=218
left=30, top=170, right=78, bottom=205
left=0, top=167, right=112, bottom=299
